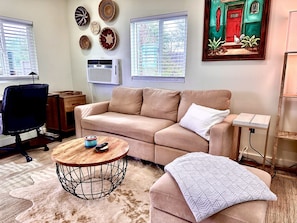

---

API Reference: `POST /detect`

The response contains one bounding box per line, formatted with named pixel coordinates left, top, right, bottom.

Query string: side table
left=232, top=113, right=271, bottom=169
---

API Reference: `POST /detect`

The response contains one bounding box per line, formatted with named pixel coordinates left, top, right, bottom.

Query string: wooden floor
left=0, top=138, right=296, bottom=223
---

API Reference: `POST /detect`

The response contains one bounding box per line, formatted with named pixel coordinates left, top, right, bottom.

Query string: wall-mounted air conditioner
left=87, top=59, right=120, bottom=85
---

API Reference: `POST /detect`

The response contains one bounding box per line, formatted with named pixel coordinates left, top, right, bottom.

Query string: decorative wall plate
left=90, top=21, right=100, bottom=35
left=98, top=0, right=116, bottom=22
left=79, top=35, right=91, bottom=49
left=99, top=27, right=117, bottom=50
left=75, top=6, right=90, bottom=26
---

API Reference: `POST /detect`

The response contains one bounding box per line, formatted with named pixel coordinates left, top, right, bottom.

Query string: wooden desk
left=232, top=113, right=271, bottom=168
left=46, top=91, right=86, bottom=135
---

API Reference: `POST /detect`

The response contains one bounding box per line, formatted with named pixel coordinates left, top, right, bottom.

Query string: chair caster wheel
left=26, top=155, right=33, bottom=162
left=44, top=145, right=49, bottom=151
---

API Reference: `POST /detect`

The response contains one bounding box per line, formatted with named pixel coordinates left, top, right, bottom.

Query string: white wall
left=0, top=0, right=73, bottom=92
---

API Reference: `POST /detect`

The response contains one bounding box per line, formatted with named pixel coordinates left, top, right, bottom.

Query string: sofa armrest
left=209, top=114, right=237, bottom=159
left=74, top=101, right=109, bottom=137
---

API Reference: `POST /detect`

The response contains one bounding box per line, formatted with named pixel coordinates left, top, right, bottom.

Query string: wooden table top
left=233, top=113, right=271, bottom=129
left=51, top=136, right=129, bottom=167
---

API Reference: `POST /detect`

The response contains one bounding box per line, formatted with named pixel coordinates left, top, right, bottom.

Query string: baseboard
left=242, top=152, right=296, bottom=169
left=0, top=131, right=37, bottom=147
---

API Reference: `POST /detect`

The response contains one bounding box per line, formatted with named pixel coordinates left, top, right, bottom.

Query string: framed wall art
left=202, top=0, right=271, bottom=61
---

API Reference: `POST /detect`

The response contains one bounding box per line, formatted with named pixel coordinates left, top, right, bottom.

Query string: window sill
left=131, top=76, right=185, bottom=83
left=0, top=75, right=39, bottom=81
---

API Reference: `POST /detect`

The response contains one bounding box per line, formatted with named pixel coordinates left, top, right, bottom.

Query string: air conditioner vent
left=87, top=59, right=120, bottom=85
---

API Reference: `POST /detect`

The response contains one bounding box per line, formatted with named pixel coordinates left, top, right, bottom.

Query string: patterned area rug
left=9, top=159, right=164, bottom=223
left=0, top=160, right=52, bottom=193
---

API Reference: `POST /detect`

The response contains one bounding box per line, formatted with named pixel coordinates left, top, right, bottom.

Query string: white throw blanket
left=165, top=152, right=277, bottom=222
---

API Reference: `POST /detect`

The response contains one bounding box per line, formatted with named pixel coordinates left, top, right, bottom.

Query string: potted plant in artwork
left=240, top=35, right=260, bottom=52
left=208, top=37, right=225, bottom=55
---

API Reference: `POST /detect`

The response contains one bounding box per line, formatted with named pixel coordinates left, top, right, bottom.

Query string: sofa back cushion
left=140, top=88, right=180, bottom=122
left=177, top=90, right=231, bottom=122
left=108, top=86, right=143, bottom=115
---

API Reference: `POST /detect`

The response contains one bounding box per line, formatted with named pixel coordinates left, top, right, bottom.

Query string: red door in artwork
left=226, top=8, right=243, bottom=42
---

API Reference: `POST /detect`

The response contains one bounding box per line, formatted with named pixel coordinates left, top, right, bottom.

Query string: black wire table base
left=55, top=157, right=128, bottom=200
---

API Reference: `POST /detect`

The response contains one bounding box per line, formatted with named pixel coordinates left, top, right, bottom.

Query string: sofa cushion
left=140, top=88, right=180, bottom=122
left=177, top=90, right=231, bottom=122
left=81, top=112, right=174, bottom=143
left=180, top=103, right=230, bottom=140
left=155, top=123, right=209, bottom=153
left=108, top=86, right=143, bottom=115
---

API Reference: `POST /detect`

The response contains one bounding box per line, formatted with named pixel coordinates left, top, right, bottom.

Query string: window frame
left=0, top=16, right=39, bottom=81
left=130, top=12, right=188, bottom=82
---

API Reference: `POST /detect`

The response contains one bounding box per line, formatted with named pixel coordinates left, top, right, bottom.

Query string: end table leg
left=232, top=126, right=241, bottom=161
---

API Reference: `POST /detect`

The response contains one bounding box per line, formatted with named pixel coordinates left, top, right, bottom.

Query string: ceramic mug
left=85, top=135, right=97, bottom=148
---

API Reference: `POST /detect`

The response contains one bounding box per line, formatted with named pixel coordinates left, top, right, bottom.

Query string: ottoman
left=150, top=165, right=272, bottom=223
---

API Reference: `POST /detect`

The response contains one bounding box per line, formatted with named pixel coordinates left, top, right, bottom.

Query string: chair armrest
left=74, top=101, right=109, bottom=137
left=209, top=114, right=237, bottom=159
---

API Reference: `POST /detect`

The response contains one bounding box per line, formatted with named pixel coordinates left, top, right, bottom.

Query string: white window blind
left=130, top=12, right=188, bottom=79
left=0, top=16, right=38, bottom=79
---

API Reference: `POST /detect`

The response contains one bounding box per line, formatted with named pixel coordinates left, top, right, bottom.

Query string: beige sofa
left=74, top=86, right=236, bottom=165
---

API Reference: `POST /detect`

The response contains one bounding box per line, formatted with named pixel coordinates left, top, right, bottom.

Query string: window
left=0, top=16, right=38, bottom=80
left=130, top=12, right=187, bottom=80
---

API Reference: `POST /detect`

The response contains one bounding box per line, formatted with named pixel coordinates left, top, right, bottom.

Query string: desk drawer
left=62, top=95, right=86, bottom=112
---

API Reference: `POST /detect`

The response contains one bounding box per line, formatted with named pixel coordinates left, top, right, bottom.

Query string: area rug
left=0, top=160, right=45, bottom=193
left=10, top=159, right=164, bottom=223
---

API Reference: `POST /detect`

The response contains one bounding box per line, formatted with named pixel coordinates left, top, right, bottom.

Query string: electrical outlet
left=249, top=128, right=255, bottom=133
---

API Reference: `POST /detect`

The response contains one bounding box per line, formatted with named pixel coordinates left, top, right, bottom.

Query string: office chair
left=0, top=84, right=49, bottom=162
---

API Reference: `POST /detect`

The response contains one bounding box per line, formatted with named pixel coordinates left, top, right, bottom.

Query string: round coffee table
left=51, top=136, right=129, bottom=200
